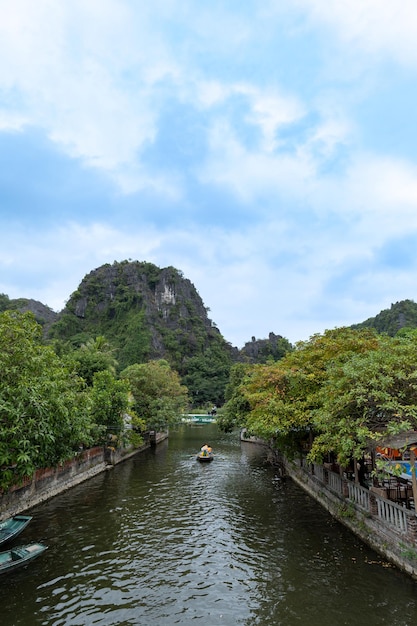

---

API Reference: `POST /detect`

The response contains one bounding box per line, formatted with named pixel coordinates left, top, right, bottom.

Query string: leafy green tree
left=0, top=311, right=95, bottom=491
left=89, top=370, right=129, bottom=435
left=216, top=363, right=252, bottom=432
left=310, top=333, right=417, bottom=464
left=239, top=328, right=380, bottom=442
left=121, top=359, right=189, bottom=430
left=182, top=341, right=232, bottom=407
left=224, top=326, right=417, bottom=466
left=69, top=335, right=118, bottom=386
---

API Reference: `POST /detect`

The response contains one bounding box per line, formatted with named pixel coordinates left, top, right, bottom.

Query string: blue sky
left=1, top=1, right=417, bottom=348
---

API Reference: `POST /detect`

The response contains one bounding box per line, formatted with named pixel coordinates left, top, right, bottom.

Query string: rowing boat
left=196, top=451, right=214, bottom=462
left=0, top=543, right=47, bottom=574
left=0, top=515, right=32, bottom=546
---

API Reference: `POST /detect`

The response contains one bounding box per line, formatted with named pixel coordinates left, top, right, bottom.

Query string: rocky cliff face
left=48, top=260, right=228, bottom=372
left=0, top=296, right=58, bottom=332
left=238, top=332, right=293, bottom=363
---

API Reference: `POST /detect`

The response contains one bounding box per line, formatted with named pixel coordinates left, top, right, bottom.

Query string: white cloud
left=0, top=0, right=182, bottom=194
left=199, top=120, right=314, bottom=203
left=294, top=0, right=417, bottom=67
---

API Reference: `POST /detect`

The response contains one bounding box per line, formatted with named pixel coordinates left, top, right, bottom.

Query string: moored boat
left=0, top=543, right=48, bottom=574
left=0, top=515, right=32, bottom=546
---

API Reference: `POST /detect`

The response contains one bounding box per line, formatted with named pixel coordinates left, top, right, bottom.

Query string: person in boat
left=200, top=444, right=211, bottom=456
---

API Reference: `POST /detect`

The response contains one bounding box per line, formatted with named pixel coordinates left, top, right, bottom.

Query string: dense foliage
left=220, top=327, right=417, bottom=465
left=0, top=312, right=96, bottom=491
left=0, top=312, right=184, bottom=492
left=121, top=360, right=189, bottom=430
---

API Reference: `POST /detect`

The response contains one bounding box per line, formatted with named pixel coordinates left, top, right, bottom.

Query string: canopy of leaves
left=182, top=339, right=233, bottom=407
left=68, top=335, right=118, bottom=386
left=121, top=359, right=189, bottom=430
left=219, top=327, right=417, bottom=463
left=310, top=332, right=417, bottom=464
left=216, top=363, right=252, bottom=432
left=89, top=370, right=130, bottom=434
left=0, top=311, right=96, bottom=491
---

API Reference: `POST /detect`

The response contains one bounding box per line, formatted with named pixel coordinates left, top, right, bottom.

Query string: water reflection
left=0, top=424, right=417, bottom=625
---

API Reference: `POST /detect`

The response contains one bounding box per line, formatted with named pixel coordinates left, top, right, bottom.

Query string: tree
left=0, top=311, right=95, bottom=491
left=216, top=363, right=252, bottom=432
left=310, top=333, right=417, bottom=464
left=121, top=360, right=189, bottom=430
left=238, top=328, right=380, bottom=442
left=69, top=335, right=118, bottom=386
left=182, top=341, right=232, bottom=407
left=89, top=370, right=130, bottom=435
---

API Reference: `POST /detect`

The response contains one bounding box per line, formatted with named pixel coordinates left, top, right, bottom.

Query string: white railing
left=312, top=463, right=325, bottom=482
left=376, top=496, right=409, bottom=533
left=311, top=465, right=411, bottom=535
left=327, top=471, right=343, bottom=495
left=347, top=482, right=370, bottom=512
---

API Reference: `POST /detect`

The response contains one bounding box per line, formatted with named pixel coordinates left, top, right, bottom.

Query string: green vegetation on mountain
left=47, top=260, right=235, bottom=406
left=352, top=299, right=417, bottom=336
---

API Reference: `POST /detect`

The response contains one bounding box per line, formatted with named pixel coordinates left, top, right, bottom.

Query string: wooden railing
left=312, top=463, right=325, bottom=483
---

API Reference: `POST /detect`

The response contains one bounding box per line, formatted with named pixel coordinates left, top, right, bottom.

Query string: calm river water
left=1, top=424, right=417, bottom=625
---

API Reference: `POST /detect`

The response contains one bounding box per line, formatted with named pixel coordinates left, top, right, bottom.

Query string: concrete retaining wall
left=0, top=447, right=107, bottom=520
left=0, top=432, right=167, bottom=520
left=269, top=448, right=417, bottom=579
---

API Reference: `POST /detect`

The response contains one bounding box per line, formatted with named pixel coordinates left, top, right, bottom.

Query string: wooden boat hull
left=0, top=515, right=32, bottom=546
left=196, top=453, right=214, bottom=462
left=0, top=543, right=48, bottom=574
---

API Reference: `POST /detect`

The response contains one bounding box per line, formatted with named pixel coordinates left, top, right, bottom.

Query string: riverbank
left=0, top=431, right=168, bottom=521
left=271, top=447, right=417, bottom=579
left=238, top=429, right=417, bottom=578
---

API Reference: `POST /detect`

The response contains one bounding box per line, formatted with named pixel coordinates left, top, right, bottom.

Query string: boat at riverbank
left=0, top=515, right=32, bottom=546
left=0, top=543, right=47, bottom=574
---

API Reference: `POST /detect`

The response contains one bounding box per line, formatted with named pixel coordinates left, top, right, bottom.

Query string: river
left=1, top=423, right=417, bottom=625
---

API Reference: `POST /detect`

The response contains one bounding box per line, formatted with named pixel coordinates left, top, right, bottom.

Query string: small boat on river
left=0, top=515, right=32, bottom=546
left=0, top=543, right=48, bottom=574
left=196, top=445, right=214, bottom=462
left=196, top=451, right=214, bottom=462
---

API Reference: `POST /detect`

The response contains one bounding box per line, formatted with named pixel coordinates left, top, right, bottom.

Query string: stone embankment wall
left=0, top=431, right=169, bottom=521
left=240, top=430, right=417, bottom=579
left=278, top=451, right=417, bottom=579
left=0, top=447, right=107, bottom=520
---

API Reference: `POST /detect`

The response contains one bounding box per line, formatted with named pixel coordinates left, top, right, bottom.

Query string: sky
left=1, top=1, right=417, bottom=348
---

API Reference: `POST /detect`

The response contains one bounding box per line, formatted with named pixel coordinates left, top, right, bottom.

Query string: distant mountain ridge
left=351, top=299, right=417, bottom=336
left=2, top=264, right=417, bottom=403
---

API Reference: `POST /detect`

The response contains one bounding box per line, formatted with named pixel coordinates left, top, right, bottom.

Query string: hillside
left=351, top=299, right=417, bottom=336
left=47, top=260, right=234, bottom=405
left=0, top=294, right=58, bottom=331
